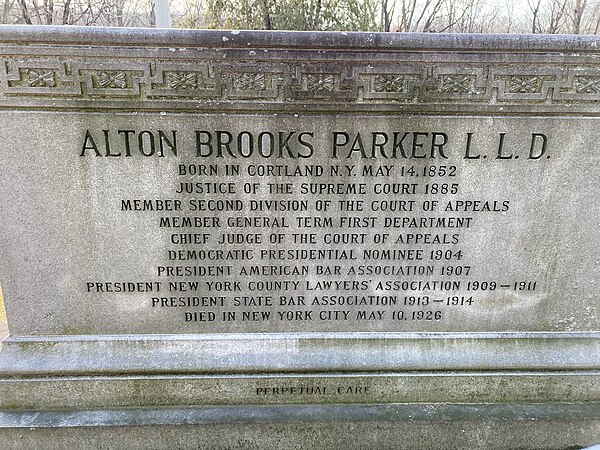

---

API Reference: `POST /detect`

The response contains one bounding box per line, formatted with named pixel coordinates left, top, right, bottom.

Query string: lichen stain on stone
left=16, top=340, right=56, bottom=353
left=0, top=283, right=6, bottom=323
left=0, top=401, right=23, bottom=411
left=59, top=324, right=94, bottom=335
left=477, top=291, right=545, bottom=313
left=554, top=304, right=598, bottom=331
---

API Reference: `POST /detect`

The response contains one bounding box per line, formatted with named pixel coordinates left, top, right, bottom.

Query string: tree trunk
left=43, top=0, right=53, bottom=24
left=18, top=0, right=32, bottom=23
left=573, top=0, right=586, bottom=34
left=31, top=0, right=43, bottom=23
left=530, top=0, right=541, bottom=33
left=62, top=0, right=71, bottom=24
left=381, top=0, right=391, bottom=31
left=262, top=0, right=272, bottom=29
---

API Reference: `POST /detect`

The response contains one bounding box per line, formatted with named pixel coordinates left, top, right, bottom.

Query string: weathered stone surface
left=2, top=404, right=600, bottom=450
left=1, top=372, right=600, bottom=410
left=0, top=113, right=599, bottom=336
left=0, top=25, right=599, bottom=448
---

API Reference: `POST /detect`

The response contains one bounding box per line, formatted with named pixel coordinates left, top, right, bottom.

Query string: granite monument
left=0, top=26, right=599, bottom=448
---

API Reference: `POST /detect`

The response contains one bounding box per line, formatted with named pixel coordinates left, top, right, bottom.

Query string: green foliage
left=206, top=0, right=377, bottom=31
left=207, top=0, right=262, bottom=29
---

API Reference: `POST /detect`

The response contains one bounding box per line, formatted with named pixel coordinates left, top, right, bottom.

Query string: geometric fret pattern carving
left=3, top=56, right=600, bottom=107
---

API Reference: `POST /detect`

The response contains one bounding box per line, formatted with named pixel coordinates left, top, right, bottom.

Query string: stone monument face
left=1, top=114, right=596, bottom=336
left=0, top=27, right=599, bottom=449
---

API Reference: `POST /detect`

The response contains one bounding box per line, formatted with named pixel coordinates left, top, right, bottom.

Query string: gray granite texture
left=1, top=404, right=600, bottom=450
left=0, top=26, right=599, bottom=449
left=0, top=112, right=599, bottom=335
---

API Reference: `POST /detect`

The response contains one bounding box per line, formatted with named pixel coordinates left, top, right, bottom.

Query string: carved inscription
left=78, top=120, right=550, bottom=332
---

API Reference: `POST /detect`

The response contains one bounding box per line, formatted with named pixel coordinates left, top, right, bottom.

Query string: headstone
left=0, top=26, right=599, bottom=449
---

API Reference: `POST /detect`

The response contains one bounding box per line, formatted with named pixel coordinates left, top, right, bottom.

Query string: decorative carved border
left=3, top=58, right=600, bottom=104
left=1, top=31, right=600, bottom=113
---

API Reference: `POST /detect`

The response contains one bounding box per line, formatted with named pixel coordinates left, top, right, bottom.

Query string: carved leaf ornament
left=169, top=72, right=198, bottom=90
left=97, top=71, right=127, bottom=89
left=233, top=73, right=266, bottom=91
left=26, top=69, right=55, bottom=87
left=374, top=75, right=406, bottom=93
left=306, top=74, right=335, bottom=92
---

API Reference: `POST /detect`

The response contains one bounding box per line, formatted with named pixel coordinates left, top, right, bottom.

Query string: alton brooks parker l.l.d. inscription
left=74, top=123, right=547, bottom=333
left=0, top=26, right=599, bottom=449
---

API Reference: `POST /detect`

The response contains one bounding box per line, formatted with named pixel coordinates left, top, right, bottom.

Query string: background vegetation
left=1, top=0, right=599, bottom=34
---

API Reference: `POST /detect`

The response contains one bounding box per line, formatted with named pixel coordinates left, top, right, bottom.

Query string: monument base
left=1, top=403, right=600, bottom=450
left=1, top=333, right=600, bottom=449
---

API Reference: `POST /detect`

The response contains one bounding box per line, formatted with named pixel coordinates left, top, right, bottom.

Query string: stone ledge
left=1, top=404, right=599, bottom=450
left=1, top=332, right=599, bottom=376
left=3, top=403, right=600, bottom=427
left=1, top=372, right=600, bottom=410
left=1, top=26, right=600, bottom=52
